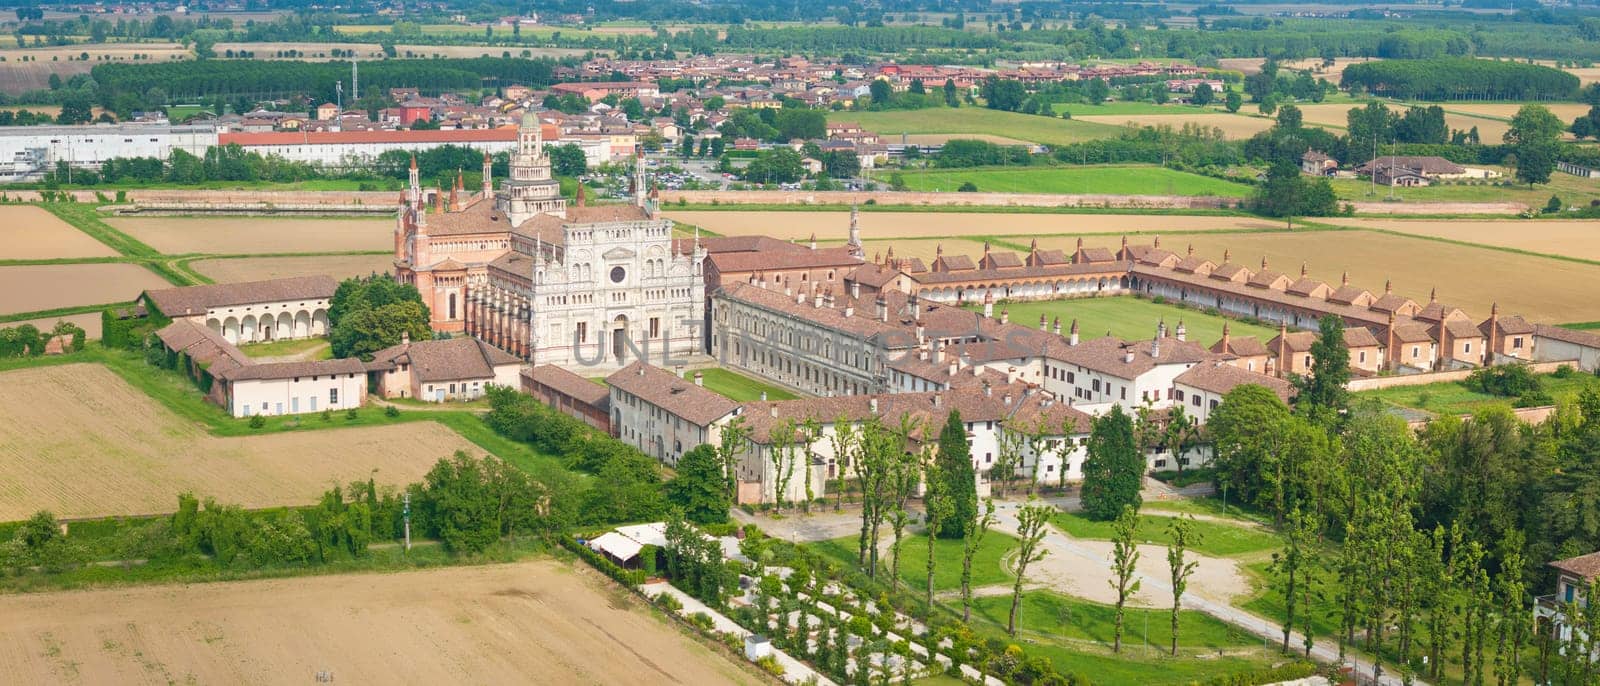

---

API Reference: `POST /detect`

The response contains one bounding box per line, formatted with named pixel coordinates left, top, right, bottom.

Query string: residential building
left=140, top=275, right=336, bottom=345
left=365, top=334, right=522, bottom=402
left=606, top=362, right=739, bottom=467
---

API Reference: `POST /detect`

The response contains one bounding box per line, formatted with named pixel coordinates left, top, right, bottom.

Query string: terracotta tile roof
left=154, top=319, right=250, bottom=376
left=1247, top=269, right=1291, bottom=290
left=933, top=254, right=976, bottom=271
left=1047, top=335, right=1213, bottom=380
left=418, top=198, right=518, bottom=237
left=1006, top=393, right=1093, bottom=434
left=1415, top=302, right=1469, bottom=324
left=606, top=362, right=737, bottom=426
left=1481, top=314, right=1535, bottom=337
left=1369, top=292, right=1418, bottom=315
left=1327, top=285, right=1374, bottom=306
left=720, top=282, right=909, bottom=344
left=1029, top=249, right=1069, bottom=266
left=525, top=364, right=610, bottom=405
left=1391, top=321, right=1435, bottom=343
left=219, top=127, right=517, bottom=147
left=1268, top=331, right=1317, bottom=353
left=709, top=246, right=862, bottom=274
left=1138, top=249, right=1179, bottom=267
left=738, top=384, right=1032, bottom=444
left=1209, top=262, right=1251, bottom=282
left=983, top=251, right=1024, bottom=269
left=1075, top=247, right=1116, bottom=264
left=1534, top=323, right=1600, bottom=348
left=901, top=257, right=928, bottom=274
left=1212, top=335, right=1269, bottom=358
left=699, top=235, right=809, bottom=254
left=1173, top=256, right=1214, bottom=275
left=218, top=357, right=366, bottom=381
left=910, top=260, right=1126, bottom=286
left=143, top=275, right=336, bottom=317
left=1344, top=327, right=1381, bottom=348
left=1551, top=551, right=1600, bottom=581
left=1175, top=360, right=1294, bottom=401
left=1287, top=278, right=1331, bottom=298
left=366, top=337, right=521, bottom=383
left=1440, top=319, right=1484, bottom=339
left=845, top=263, right=904, bottom=289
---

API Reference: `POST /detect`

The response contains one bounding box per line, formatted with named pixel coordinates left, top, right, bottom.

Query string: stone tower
left=497, top=113, right=566, bottom=226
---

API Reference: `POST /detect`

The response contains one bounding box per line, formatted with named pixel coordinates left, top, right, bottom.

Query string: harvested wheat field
left=1442, top=103, right=1592, bottom=122
left=107, top=216, right=392, bottom=254
left=0, top=364, right=483, bottom=520
left=1035, top=230, right=1600, bottom=322
left=0, top=560, right=759, bottom=686
left=5, top=312, right=101, bottom=339
left=1296, top=103, right=1515, bottom=140
left=0, top=205, right=116, bottom=259
left=1074, top=113, right=1274, bottom=140
left=192, top=254, right=396, bottom=282
left=664, top=210, right=1281, bottom=241
left=0, top=264, right=166, bottom=315
left=0, top=44, right=186, bottom=94
left=1218, top=56, right=1376, bottom=82
left=1323, top=218, right=1600, bottom=261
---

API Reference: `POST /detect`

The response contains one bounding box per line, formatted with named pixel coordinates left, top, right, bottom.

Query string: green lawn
left=1143, top=496, right=1272, bottom=526
left=968, top=591, right=1290, bottom=684
left=237, top=337, right=333, bottom=360
left=689, top=367, right=798, bottom=402
left=834, top=107, right=1122, bottom=146
left=809, top=530, right=1019, bottom=591
left=1354, top=371, right=1600, bottom=417
left=1053, top=511, right=1280, bottom=558
left=894, top=165, right=1253, bottom=197
left=970, top=296, right=1280, bottom=350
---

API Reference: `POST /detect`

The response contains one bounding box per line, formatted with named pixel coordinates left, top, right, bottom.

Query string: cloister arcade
left=205, top=308, right=330, bottom=345
left=913, top=274, right=1131, bottom=305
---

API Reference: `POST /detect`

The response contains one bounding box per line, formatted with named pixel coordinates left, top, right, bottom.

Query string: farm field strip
left=831, top=107, right=1124, bottom=146
left=0, top=205, right=119, bottom=259
left=1320, top=218, right=1600, bottom=262
left=0, top=263, right=169, bottom=316
left=190, top=254, right=399, bottom=283
left=1073, top=112, right=1276, bottom=140
left=106, top=216, right=393, bottom=255
left=0, top=560, right=758, bottom=685
left=0, top=364, right=483, bottom=520
left=892, top=165, right=1254, bottom=196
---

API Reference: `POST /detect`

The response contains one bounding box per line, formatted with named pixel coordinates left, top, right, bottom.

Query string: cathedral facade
left=394, top=114, right=706, bottom=371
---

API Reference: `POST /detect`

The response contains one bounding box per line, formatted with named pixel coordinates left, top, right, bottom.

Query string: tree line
left=1341, top=58, right=1580, bottom=101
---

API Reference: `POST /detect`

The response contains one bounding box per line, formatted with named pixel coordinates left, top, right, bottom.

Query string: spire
left=1341, top=271, right=1350, bottom=286
left=1491, top=302, right=1499, bottom=316
left=1223, top=249, right=1231, bottom=263
left=1187, top=243, right=1194, bottom=257
left=808, top=232, right=817, bottom=250
left=1076, top=236, right=1084, bottom=249
left=1300, top=262, right=1308, bottom=277
left=1260, top=256, right=1269, bottom=270
left=847, top=205, right=863, bottom=258
left=935, top=243, right=942, bottom=257
left=1385, top=278, right=1393, bottom=294
left=481, top=151, right=492, bottom=199
left=448, top=169, right=461, bottom=212
left=1220, top=322, right=1231, bottom=349
left=1429, top=286, right=1437, bottom=303
left=1029, top=237, right=1038, bottom=251
left=633, top=151, right=647, bottom=208
left=1153, top=234, right=1161, bottom=249
left=407, top=154, right=420, bottom=206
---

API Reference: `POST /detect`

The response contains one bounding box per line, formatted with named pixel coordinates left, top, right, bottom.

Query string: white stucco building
left=365, top=334, right=523, bottom=402
left=0, top=123, right=216, bottom=181
left=223, top=359, right=368, bottom=418
left=140, top=275, right=336, bottom=345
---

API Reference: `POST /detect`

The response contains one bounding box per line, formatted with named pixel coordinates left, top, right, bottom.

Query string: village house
left=1537, top=551, right=1600, bottom=659
left=606, top=361, right=739, bottom=468
left=364, top=333, right=522, bottom=402
left=139, top=275, right=337, bottom=345
left=152, top=318, right=367, bottom=418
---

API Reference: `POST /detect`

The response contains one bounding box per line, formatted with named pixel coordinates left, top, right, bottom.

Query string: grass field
left=893, top=165, right=1253, bottom=197
left=810, top=531, right=1020, bottom=592
left=967, top=591, right=1286, bottom=684
left=691, top=367, right=798, bottom=402
left=237, top=337, right=333, bottom=360
left=663, top=210, right=1279, bottom=241
left=0, top=560, right=759, bottom=684
left=1354, top=372, right=1600, bottom=417
left=1073, top=112, right=1276, bottom=140
left=1052, top=511, right=1280, bottom=558
left=1051, top=102, right=1230, bottom=117
left=832, top=107, right=1123, bottom=146
left=971, top=296, right=1281, bottom=349
left=1328, top=170, right=1600, bottom=208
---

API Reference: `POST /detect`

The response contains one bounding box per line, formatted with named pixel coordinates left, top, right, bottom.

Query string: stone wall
left=1346, top=360, right=1575, bottom=392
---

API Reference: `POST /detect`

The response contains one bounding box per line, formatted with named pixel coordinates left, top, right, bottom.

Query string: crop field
left=899, top=133, right=1033, bottom=146
left=0, top=205, right=117, bottom=259
left=831, top=108, right=1123, bottom=146
left=0, top=364, right=483, bottom=520
left=107, top=216, right=392, bottom=254
left=1294, top=103, right=1520, bottom=140
left=1327, top=169, right=1600, bottom=207
left=1052, top=102, right=1229, bottom=117
left=975, top=296, right=1281, bottom=347
left=191, top=254, right=396, bottom=282
left=663, top=210, right=1281, bottom=240
left=0, top=264, right=166, bottom=316
left=1218, top=56, right=1376, bottom=81
left=1074, top=112, right=1275, bottom=140
left=214, top=41, right=590, bottom=59
left=0, top=560, right=758, bottom=685
left=1324, top=217, right=1600, bottom=261
left=893, top=165, right=1254, bottom=196
left=1441, top=102, right=1591, bottom=122
left=1036, top=230, right=1600, bottom=322
left=0, top=43, right=187, bottom=94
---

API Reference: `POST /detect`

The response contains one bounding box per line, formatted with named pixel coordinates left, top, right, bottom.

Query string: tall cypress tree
left=937, top=410, right=977, bottom=539
left=1081, top=405, right=1143, bottom=521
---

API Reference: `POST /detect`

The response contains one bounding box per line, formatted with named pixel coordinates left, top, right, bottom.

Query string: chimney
left=869, top=397, right=879, bottom=414
left=1153, top=234, right=1161, bottom=249
left=814, top=291, right=824, bottom=308
left=401, top=330, right=411, bottom=345
left=1151, top=335, right=1161, bottom=359
left=576, top=183, right=587, bottom=207
left=999, top=308, right=1009, bottom=326
left=1158, top=317, right=1167, bottom=339
left=693, top=371, right=704, bottom=387
left=844, top=305, right=854, bottom=318
left=850, top=281, right=860, bottom=299
left=638, top=364, right=646, bottom=376
left=1039, top=313, right=1047, bottom=331
left=1175, top=319, right=1186, bottom=342
left=983, top=382, right=992, bottom=397
left=949, top=361, right=959, bottom=378
left=876, top=296, right=888, bottom=322
left=1429, top=286, right=1437, bottom=304
left=1069, top=319, right=1080, bottom=346
left=919, top=347, right=929, bottom=361
left=1007, top=366, right=1019, bottom=384
left=809, top=232, right=817, bottom=250
left=1300, top=262, right=1308, bottom=278
left=769, top=404, right=777, bottom=417
left=1385, top=278, right=1393, bottom=295
left=983, top=291, right=993, bottom=318
left=915, top=320, right=926, bottom=344
left=1053, top=316, right=1062, bottom=336
left=932, top=394, right=943, bottom=408
left=1004, top=393, right=1013, bottom=406
left=1123, top=347, right=1135, bottom=363
left=796, top=290, right=805, bottom=305
left=1220, top=322, right=1231, bottom=352
left=911, top=293, right=922, bottom=319
left=1223, top=249, right=1231, bottom=264
left=1341, top=271, right=1350, bottom=286
left=1187, top=243, right=1195, bottom=257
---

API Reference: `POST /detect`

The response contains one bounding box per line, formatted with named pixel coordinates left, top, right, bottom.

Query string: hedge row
left=560, top=534, right=647, bottom=586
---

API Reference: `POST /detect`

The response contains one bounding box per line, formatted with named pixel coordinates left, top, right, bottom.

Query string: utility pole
left=402, top=491, right=411, bottom=552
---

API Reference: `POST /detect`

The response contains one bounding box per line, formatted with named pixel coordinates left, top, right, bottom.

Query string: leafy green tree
left=1085, top=77, right=1110, bottom=105
left=869, top=78, right=894, bottom=108
left=1080, top=405, right=1142, bottom=521
left=821, top=149, right=860, bottom=178
left=1224, top=90, right=1243, bottom=113
left=1295, top=315, right=1351, bottom=420
left=943, top=78, right=960, bottom=107
left=923, top=459, right=953, bottom=614
left=667, top=444, right=729, bottom=524
left=1271, top=507, right=1316, bottom=653
left=981, top=77, right=1027, bottom=111
left=1193, top=82, right=1214, bottom=106
left=1109, top=506, right=1143, bottom=654
left=548, top=143, right=587, bottom=177
left=936, top=410, right=977, bottom=538
left=1276, top=104, right=1302, bottom=130
left=1008, top=501, right=1052, bottom=636
left=1166, top=516, right=1200, bottom=656
left=329, top=297, right=432, bottom=361
left=960, top=498, right=997, bottom=622
left=419, top=451, right=500, bottom=554
left=740, top=147, right=805, bottom=184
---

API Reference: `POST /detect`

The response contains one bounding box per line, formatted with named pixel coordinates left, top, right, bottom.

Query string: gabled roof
left=1268, top=331, right=1317, bottom=354
left=154, top=319, right=251, bottom=377
left=1211, top=334, right=1269, bottom=358
left=1481, top=314, right=1535, bottom=337
left=606, top=362, right=738, bottom=426
left=1047, top=335, right=1213, bottom=380
left=1551, top=551, right=1600, bottom=581
left=524, top=365, right=610, bottom=405
left=218, top=357, right=367, bottom=381
left=1175, top=361, right=1294, bottom=401
left=143, top=275, right=337, bottom=317
left=366, top=337, right=521, bottom=383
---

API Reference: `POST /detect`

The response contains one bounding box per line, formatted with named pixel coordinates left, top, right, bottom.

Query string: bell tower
left=497, top=113, right=566, bottom=226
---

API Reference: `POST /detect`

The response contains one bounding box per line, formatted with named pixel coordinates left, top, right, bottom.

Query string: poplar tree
left=1166, top=516, right=1200, bottom=656
left=960, top=498, right=997, bottom=622
left=1008, top=501, right=1052, bottom=636
left=1110, top=505, right=1142, bottom=653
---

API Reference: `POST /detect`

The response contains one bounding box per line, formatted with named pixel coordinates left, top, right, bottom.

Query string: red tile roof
left=220, top=127, right=518, bottom=147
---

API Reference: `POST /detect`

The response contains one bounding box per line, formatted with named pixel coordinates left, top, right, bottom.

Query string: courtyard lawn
left=971, top=296, right=1280, bottom=350
left=689, top=367, right=798, bottom=402
left=833, top=108, right=1122, bottom=146
left=237, top=337, right=332, bottom=360
left=809, top=530, right=1019, bottom=591
left=1354, top=371, right=1600, bottom=417
left=1053, top=511, right=1280, bottom=558
left=893, top=165, right=1252, bottom=197
left=967, top=591, right=1290, bottom=684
